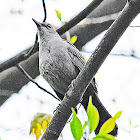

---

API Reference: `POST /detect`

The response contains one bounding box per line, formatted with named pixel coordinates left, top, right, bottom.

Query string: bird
left=32, top=18, right=118, bottom=136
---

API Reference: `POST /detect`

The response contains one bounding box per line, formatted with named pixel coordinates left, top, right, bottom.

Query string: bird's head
left=32, top=18, right=57, bottom=38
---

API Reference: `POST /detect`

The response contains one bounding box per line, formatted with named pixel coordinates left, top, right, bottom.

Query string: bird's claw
left=68, top=79, right=76, bottom=89
left=53, top=103, right=61, bottom=114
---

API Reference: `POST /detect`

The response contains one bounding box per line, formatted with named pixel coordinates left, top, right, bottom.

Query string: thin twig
left=110, top=53, right=140, bottom=59
left=42, top=0, right=47, bottom=22
left=24, top=0, right=47, bottom=58
left=129, top=26, right=140, bottom=27
left=16, top=64, right=61, bottom=101
left=83, top=50, right=140, bottom=60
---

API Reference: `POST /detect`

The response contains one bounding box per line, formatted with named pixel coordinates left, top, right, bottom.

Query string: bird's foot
left=53, top=103, right=61, bottom=114
left=66, top=79, right=76, bottom=97
left=68, top=79, right=76, bottom=89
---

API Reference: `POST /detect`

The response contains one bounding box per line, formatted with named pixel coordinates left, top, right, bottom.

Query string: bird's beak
left=32, top=18, right=41, bottom=27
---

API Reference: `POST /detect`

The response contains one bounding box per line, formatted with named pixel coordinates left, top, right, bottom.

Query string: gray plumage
left=38, top=23, right=89, bottom=94
left=32, top=19, right=118, bottom=136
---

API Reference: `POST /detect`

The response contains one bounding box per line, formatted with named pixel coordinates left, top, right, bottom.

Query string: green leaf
left=62, top=21, right=66, bottom=24
left=87, top=96, right=99, bottom=133
left=99, top=118, right=116, bottom=135
left=83, top=121, right=88, bottom=130
left=70, top=108, right=83, bottom=140
left=113, top=111, right=122, bottom=121
left=93, top=138, right=106, bottom=140
left=93, top=134, right=115, bottom=140
left=55, top=10, right=61, bottom=21
left=99, top=111, right=122, bottom=135
left=134, top=125, right=138, bottom=128
left=130, top=120, right=132, bottom=125
left=71, top=35, right=77, bottom=44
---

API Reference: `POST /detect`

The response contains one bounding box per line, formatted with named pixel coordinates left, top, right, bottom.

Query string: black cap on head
left=32, top=18, right=41, bottom=27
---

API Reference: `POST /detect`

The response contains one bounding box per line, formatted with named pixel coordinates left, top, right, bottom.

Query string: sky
left=0, top=0, right=140, bottom=140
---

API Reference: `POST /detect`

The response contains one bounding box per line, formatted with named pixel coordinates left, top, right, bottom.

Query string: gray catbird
left=32, top=19, right=118, bottom=136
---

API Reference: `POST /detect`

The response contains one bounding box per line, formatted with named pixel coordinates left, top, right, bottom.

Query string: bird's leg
left=66, top=79, right=76, bottom=98
left=67, top=79, right=84, bottom=104
left=53, top=103, right=62, bottom=114
left=68, top=79, right=76, bottom=89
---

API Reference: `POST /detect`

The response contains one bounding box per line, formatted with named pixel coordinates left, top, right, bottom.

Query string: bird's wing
left=66, top=41, right=86, bottom=71
left=66, top=41, right=98, bottom=94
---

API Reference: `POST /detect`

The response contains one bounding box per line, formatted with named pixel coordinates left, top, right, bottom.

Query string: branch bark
left=41, top=0, right=140, bottom=139
left=65, top=0, right=127, bottom=50
left=0, top=52, right=39, bottom=105
left=57, top=0, right=104, bottom=35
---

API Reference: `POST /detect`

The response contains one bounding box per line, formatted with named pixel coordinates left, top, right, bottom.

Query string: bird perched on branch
left=32, top=18, right=118, bottom=136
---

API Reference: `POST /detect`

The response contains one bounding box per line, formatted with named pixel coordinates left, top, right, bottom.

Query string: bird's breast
left=39, top=51, right=78, bottom=94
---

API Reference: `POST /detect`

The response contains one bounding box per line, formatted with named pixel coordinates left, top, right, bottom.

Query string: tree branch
left=41, top=0, right=140, bottom=139
left=0, top=52, right=39, bottom=105
left=0, top=44, right=39, bottom=73
left=57, top=0, right=103, bottom=35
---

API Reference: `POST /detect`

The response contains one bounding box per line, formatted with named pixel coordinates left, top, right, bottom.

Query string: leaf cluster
left=55, top=10, right=77, bottom=44
left=70, top=96, right=122, bottom=140
left=30, top=113, right=55, bottom=140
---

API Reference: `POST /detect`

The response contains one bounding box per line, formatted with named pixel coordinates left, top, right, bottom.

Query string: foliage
left=70, top=96, right=122, bottom=140
left=70, top=108, right=83, bottom=140
left=55, top=10, right=61, bottom=21
left=87, top=96, right=99, bottom=133
left=30, top=113, right=62, bottom=140
left=99, top=111, right=122, bottom=136
left=55, top=9, right=77, bottom=44
left=70, top=35, right=77, bottom=44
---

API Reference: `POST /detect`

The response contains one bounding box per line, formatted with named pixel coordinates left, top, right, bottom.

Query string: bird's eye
left=46, top=24, right=51, bottom=29
left=42, top=23, right=52, bottom=30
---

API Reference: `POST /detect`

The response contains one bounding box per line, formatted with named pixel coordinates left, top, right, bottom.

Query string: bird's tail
left=81, top=84, right=118, bottom=136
